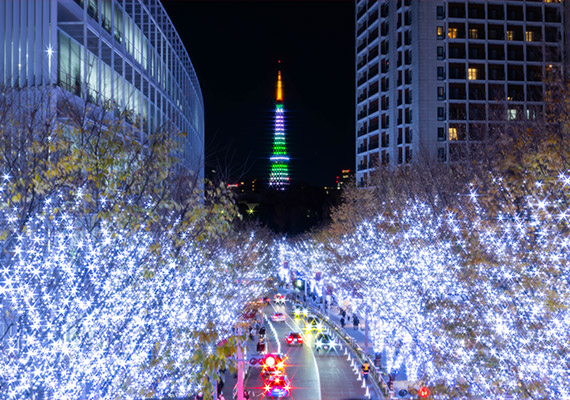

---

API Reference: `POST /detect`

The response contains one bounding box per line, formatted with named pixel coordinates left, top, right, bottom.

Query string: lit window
left=526, top=109, right=536, bottom=120
left=526, top=31, right=534, bottom=42
left=468, top=68, right=478, bottom=80
left=469, top=29, right=478, bottom=39
left=437, top=26, right=444, bottom=39
left=448, top=28, right=458, bottom=39
left=448, top=127, right=458, bottom=140
left=437, top=87, right=445, bottom=100
left=508, top=108, right=517, bottom=120
left=507, top=30, right=514, bottom=41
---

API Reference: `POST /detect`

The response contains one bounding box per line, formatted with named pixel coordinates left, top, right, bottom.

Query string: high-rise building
left=355, top=0, right=566, bottom=187
left=269, top=69, right=290, bottom=189
left=0, top=0, right=204, bottom=178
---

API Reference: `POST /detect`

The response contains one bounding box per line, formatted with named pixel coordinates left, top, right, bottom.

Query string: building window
left=508, top=108, right=518, bottom=120
left=437, top=26, right=444, bottom=39
left=468, top=67, right=478, bottom=80
left=469, top=28, right=479, bottom=39
left=507, top=30, right=514, bottom=41
left=437, top=87, right=446, bottom=100
left=526, top=31, right=534, bottom=42
left=527, top=108, right=537, bottom=120
left=438, top=127, right=445, bottom=141
left=437, top=46, right=445, bottom=60
left=448, top=28, right=458, bottom=39
left=438, top=147, right=447, bottom=162
left=448, top=127, right=458, bottom=140
left=437, top=66, right=445, bottom=80
left=438, top=107, right=445, bottom=120
left=405, top=147, right=412, bottom=163
left=437, top=5, right=444, bottom=19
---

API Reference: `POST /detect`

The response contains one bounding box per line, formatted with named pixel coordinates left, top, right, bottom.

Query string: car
left=263, top=374, right=291, bottom=398
left=273, top=294, right=286, bottom=305
left=292, top=305, right=308, bottom=319
left=261, top=353, right=286, bottom=379
left=304, top=315, right=323, bottom=333
left=314, top=333, right=337, bottom=353
left=271, top=312, right=286, bottom=322
left=285, top=331, right=303, bottom=346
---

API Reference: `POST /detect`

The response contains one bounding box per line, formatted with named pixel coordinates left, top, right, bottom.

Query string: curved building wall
left=0, top=0, right=204, bottom=179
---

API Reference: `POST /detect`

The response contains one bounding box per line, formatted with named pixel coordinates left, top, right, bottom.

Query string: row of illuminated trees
left=0, top=88, right=273, bottom=400
left=274, top=82, right=570, bottom=399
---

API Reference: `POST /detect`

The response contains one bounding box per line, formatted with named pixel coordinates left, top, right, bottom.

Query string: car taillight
left=287, top=337, right=292, bottom=343
left=298, top=337, right=303, bottom=343
left=264, top=385, right=271, bottom=393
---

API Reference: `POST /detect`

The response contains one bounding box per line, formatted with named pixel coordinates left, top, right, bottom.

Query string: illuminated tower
left=269, top=68, right=290, bottom=190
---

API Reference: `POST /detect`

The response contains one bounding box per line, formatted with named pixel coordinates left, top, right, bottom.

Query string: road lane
left=241, top=301, right=368, bottom=400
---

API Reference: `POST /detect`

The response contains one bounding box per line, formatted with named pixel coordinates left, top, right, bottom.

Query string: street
left=242, top=300, right=369, bottom=400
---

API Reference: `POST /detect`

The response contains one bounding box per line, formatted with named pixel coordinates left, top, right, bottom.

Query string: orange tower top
left=276, top=70, right=283, bottom=102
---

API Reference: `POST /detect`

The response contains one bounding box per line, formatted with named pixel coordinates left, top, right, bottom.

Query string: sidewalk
left=222, top=328, right=260, bottom=400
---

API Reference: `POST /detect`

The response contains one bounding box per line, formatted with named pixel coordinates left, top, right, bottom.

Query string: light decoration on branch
left=0, top=185, right=269, bottom=399
left=275, top=173, right=570, bottom=399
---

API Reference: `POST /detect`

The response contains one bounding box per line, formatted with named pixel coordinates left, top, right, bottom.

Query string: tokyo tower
left=269, top=66, right=290, bottom=190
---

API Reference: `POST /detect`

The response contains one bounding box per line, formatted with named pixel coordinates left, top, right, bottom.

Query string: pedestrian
left=256, top=338, right=265, bottom=353
left=361, top=362, right=370, bottom=381
left=340, top=316, right=345, bottom=328
left=218, top=393, right=226, bottom=400
left=194, top=392, right=204, bottom=400
left=259, top=326, right=266, bottom=337
left=353, top=315, right=359, bottom=330
left=243, top=390, right=250, bottom=400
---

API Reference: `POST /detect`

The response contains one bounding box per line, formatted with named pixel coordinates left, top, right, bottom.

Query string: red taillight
left=287, top=337, right=292, bottom=343
left=298, top=337, right=303, bottom=343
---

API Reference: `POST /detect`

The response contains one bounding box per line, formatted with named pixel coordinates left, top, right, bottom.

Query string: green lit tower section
left=269, top=69, right=290, bottom=190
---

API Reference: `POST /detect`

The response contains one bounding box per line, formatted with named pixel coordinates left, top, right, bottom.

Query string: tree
left=0, top=86, right=270, bottom=400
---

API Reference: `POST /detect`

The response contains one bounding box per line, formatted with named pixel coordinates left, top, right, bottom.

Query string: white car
left=271, top=312, right=286, bottom=322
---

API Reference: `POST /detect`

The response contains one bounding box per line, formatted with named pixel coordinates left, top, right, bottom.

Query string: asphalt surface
left=243, top=301, right=368, bottom=400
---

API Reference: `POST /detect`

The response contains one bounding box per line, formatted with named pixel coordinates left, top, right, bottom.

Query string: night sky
left=162, top=0, right=355, bottom=187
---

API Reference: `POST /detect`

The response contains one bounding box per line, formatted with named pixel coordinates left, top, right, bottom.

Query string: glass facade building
left=0, top=0, right=204, bottom=178
left=356, top=0, right=566, bottom=187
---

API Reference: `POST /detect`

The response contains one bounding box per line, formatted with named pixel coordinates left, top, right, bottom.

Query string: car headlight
left=316, top=341, right=322, bottom=348
left=316, top=323, right=323, bottom=331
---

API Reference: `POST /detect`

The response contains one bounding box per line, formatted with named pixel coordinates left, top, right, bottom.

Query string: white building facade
left=356, top=0, right=566, bottom=186
left=0, top=0, right=204, bottom=178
